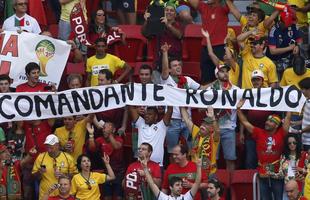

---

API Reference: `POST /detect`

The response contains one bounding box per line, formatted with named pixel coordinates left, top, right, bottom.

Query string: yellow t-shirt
left=304, top=172, right=310, bottom=199
left=241, top=51, right=278, bottom=89
left=71, top=172, right=107, bottom=200
left=60, top=0, right=79, bottom=22
left=32, top=152, right=77, bottom=200
left=280, top=68, right=310, bottom=88
left=227, top=28, right=236, bottom=51
left=191, top=125, right=219, bottom=175
left=86, top=54, right=126, bottom=86
left=55, top=119, right=87, bottom=161
left=288, top=0, right=308, bottom=27
left=239, top=15, right=268, bottom=55
left=229, top=62, right=240, bottom=86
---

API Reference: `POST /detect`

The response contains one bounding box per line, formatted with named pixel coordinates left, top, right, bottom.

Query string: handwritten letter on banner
left=0, top=31, right=71, bottom=88
left=0, top=84, right=306, bottom=122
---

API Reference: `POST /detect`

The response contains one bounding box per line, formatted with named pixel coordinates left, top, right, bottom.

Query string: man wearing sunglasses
left=2, top=0, right=41, bottom=33
left=237, top=100, right=291, bottom=200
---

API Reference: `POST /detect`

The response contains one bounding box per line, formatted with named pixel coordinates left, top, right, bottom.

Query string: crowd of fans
left=1, top=0, right=310, bottom=199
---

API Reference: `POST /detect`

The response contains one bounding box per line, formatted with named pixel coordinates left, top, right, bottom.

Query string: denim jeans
left=166, top=119, right=191, bottom=153
left=259, top=177, right=284, bottom=200
left=245, top=138, right=258, bottom=169
left=58, top=19, right=71, bottom=41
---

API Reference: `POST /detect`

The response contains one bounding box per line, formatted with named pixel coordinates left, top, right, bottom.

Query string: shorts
left=111, top=0, right=136, bottom=13
left=217, top=128, right=236, bottom=160
left=102, top=175, right=123, bottom=197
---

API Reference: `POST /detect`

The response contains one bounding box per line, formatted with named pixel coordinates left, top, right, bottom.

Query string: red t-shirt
left=252, top=127, right=285, bottom=175
left=23, top=120, right=51, bottom=153
left=90, top=136, right=125, bottom=174
left=124, top=161, right=161, bottom=200
left=48, top=195, right=75, bottom=200
left=198, top=1, right=229, bottom=46
left=15, top=82, right=49, bottom=92
left=162, top=161, right=207, bottom=200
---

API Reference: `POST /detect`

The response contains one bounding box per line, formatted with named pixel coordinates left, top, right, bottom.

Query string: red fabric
left=48, top=195, right=75, bottom=200
left=207, top=197, right=225, bottom=200
left=252, top=127, right=285, bottom=175
left=28, top=0, right=47, bottom=26
left=124, top=161, right=161, bottom=200
left=245, top=110, right=273, bottom=138
left=23, top=120, right=51, bottom=154
left=96, top=108, right=125, bottom=129
left=280, top=5, right=296, bottom=27
left=162, top=161, right=207, bottom=200
left=93, top=136, right=125, bottom=174
left=198, top=2, right=229, bottom=46
left=15, top=82, right=48, bottom=92
left=0, top=161, right=22, bottom=197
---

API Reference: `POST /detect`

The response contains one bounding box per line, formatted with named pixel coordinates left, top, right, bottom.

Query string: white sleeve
left=134, top=116, right=144, bottom=128
left=32, top=18, right=41, bottom=34
left=184, top=190, right=194, bottom=200
left=157, top=191, right=171, bottom=200
left=2, top=19, right=9, bottom=30
left=186, top=77, right=200, bottom=90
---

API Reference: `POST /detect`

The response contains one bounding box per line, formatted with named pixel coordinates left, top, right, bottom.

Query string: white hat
left=251, top=69, right=264, bottom=79
left=44, top=134, right=59, bottom=145
left=215, top=63, right=230, bottom=76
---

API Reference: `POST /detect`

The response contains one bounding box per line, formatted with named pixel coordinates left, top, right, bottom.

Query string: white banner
left=0, top=84, right=306, bottom=123
left=0, top=31, right=71, bottom=88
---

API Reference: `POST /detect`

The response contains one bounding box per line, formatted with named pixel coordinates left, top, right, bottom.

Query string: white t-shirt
left=302, top=100, right=310, bottom=145
left=3, top=14, right=41, bottom=34
left=135, top=117, right=168, bottom=166
left=157, top=191, right=193, bottom=200
left=161, top=75, right=200, bottom=119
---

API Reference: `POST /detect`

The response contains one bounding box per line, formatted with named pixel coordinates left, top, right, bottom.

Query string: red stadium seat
left=182, top=62, right=200, bottom=82
left=231, top=170, right=259, bottom=200
left=215, top=169, right=231, bottom=199
left=182, top=24, right=203, bottom=62
left=111, top=25, right=147, bottom=63
left=48, top=24, right=59, bottom=38
left=137, top=0, right=150, bottom=14
left=66, top=62, right=85, bottom=75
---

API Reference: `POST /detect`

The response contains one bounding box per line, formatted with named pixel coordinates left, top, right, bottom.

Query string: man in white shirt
left=2, top=0, right=41, bottom=33
left=129, top=106, right=173, bottom=167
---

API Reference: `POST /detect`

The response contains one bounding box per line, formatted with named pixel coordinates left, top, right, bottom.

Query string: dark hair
left=139, top=64, right=153, bottom=74
left=146, top=107, right=159, bottom=115
left=0, top=74, right=11, bottom=82
left=174, top=144, right=189, bottom=155
left=299, top=77, right=310, bottom=90
left=208, top=178, right=224, bottom=196
left=292, top=56, right=306, bottom=76
left=25, top=62, right=40, bottom=75
left=168, top=57, right=182, bottom=68
left=141, top=142, right=153, bottom=153
left=95, top=37, right=107, bottom=45
left=67, top=74, right=83, bottom=85
left=76, top=154, right=91, bottom=172
left=169, top=176, right=183, bottom=187
left=283, top=133, right=302, bottom=160
left=89, top=9, right=110, bottom=34
left=249, top=8, right=265, bottom=23
left=99, top=69, right=113, bottom=81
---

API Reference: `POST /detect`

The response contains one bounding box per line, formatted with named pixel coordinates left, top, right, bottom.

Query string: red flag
left=70, top=2, right=92, bottom=46
left=106, top=30, right=122, bottom=46
left=28, top=0, right=47, bottom=26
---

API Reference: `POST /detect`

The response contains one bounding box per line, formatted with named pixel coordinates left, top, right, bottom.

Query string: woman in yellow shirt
left=71, top=153, right=115, bottom=200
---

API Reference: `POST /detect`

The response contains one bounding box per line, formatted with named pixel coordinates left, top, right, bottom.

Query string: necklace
left=80, top=172, right=92, bottom=190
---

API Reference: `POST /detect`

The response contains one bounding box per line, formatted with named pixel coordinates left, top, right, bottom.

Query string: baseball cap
left=0, top=144, right=7, bottom=153
left=251, top=69, right=264, bottom=79
left=44, top=134, right=59, bottom=145
left=215, top=63, right=230, bottom=76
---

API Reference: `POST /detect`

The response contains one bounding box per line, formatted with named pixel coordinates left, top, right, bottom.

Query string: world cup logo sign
left=35, top=40, right=55, bottom=76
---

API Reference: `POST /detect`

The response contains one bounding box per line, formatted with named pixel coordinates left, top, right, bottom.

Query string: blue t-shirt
left=267, top=23, right=301, bottom=61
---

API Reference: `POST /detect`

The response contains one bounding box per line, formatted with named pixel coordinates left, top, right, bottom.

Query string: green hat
left=202, top=117, right=215, bottom=124
left=164, top=0, right=177, bottom=9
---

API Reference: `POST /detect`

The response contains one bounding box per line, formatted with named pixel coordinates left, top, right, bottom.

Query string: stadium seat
left=230, top=170, right=259, bottom=200
left=215, top=169, right=231, bottom=199
left=182, top=62, right=200, bottom=82
left=137, top=0, right=150, bottom=15
left=182, top=24, right=203, bottom=62
left=48, top=24, right=59, bottom=39
left=111, top=25, right=147, bottom=63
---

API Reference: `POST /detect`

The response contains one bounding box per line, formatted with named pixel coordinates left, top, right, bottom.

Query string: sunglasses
left=16, top=2, right=28, bottom=6
left=288, top=141, right=297, bottom=145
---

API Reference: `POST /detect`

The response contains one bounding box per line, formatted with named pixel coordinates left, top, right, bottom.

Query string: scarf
left=192, top=132, right=213, bottom=172
left=172, top=76, right=189, bottom=89
left=0, top=162, right=22, bottom=199
left=212, top=80, right=232, bottom=118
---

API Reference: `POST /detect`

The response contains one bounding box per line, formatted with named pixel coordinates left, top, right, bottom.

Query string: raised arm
left=180, top=107, right=194, bottom=131
left=190, top=159, right=202, bottom=196
left=282, top=112, right=292, bottom=135
left=116, top=63, right=132, bottom=83
left=206, top=107, right=220, bottom=141
left=102, top=153, right=116, bottom=181
left=201, top=29, right=220, bottom=66
left=226, top=0, right=242, bottom=21
left=163, top=106, right=173, bottom=126
left=224, top=46, right=236, bottom=71
left=86, top=123, right=96, bottom=152
left=263, top=9, right=279, bottom=29
left=129, top=106, right=140, bottom=123
left=161, top=43, right=171, bottom=80
left=140, top=157, right=161, bottom=197
left=236, top=100, right=254, bottom=134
